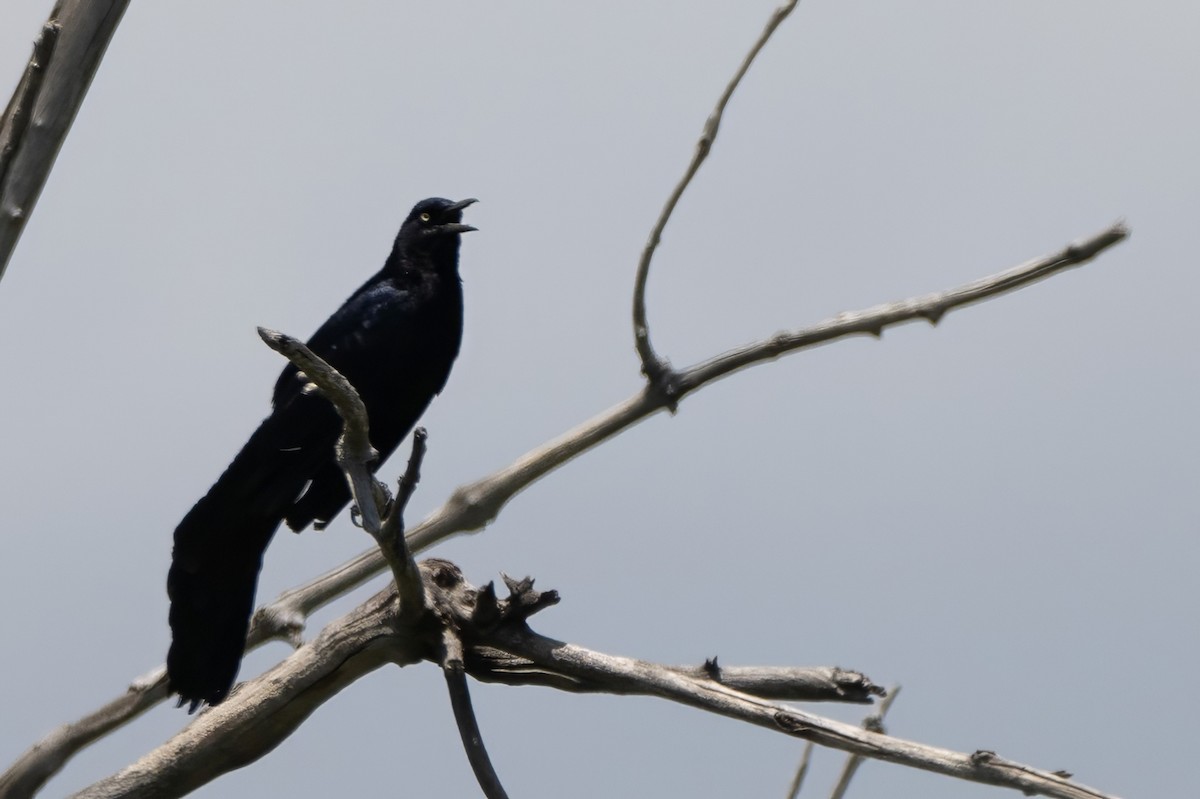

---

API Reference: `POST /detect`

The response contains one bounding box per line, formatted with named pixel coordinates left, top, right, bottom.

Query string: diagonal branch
left=786, top=742, right=815, bottom=799
left=485, top=627, right=1117, bottom=799
left=0, top=0, right=131, bottom=282
left=632, top=0, right=801, bottom=392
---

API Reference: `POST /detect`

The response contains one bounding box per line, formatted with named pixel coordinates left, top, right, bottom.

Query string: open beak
left=439, top=197, right=479, bottom=234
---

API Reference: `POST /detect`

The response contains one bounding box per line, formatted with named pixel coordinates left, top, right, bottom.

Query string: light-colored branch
left=257, top=327, right=381, bottom=530
left=677, top=224, right=1130, bottom=393
left=382, top=428, right=430, bottom=621
left=0, top=0, right=130, bottom=281
left=0, top=668, right=168, bottom=799
left=68, top=589, right=419, bottom=799
left=0, top=223, right=1129, bottom=798
left=828, top=685, right=901, bottom=799
left=786, top=742, right=815, bottom=799
left=632, top=0, right=800, bottom=387
left=258, top=327, right=426, bottom=618
left=464, top=650, right=880, bottom=704
left=486, top=629, right=1118, bottom=799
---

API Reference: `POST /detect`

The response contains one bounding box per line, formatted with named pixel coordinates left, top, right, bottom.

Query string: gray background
left=1, top=2, right=1195, bottom=797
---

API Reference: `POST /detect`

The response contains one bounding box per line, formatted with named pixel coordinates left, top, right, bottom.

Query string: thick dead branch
left=64, top=562, right=882, bottom=798
left=0, top=0, right=130, bottom=281
left=69, top=589, right=420, bottom=799
left=632, top=0, right=800, bottom=393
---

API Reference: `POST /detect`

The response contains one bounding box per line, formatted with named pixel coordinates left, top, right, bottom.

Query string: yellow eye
left=419, top=212, right=432, bottom=222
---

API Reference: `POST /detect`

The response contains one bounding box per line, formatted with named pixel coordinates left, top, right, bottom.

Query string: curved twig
left=257, top=327, right=382, bottom=532
left=258, top=328, right=427, bottom=618
left=632, top=0, right=801, bottom=392
left=444, top=634, right=509, bottom=799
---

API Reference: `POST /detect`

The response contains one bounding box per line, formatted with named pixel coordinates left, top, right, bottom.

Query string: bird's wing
left=270, top=275, right=415, bottom=409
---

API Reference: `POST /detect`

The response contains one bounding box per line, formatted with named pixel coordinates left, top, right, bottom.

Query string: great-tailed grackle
left=167, top=197, right=476, bottom=710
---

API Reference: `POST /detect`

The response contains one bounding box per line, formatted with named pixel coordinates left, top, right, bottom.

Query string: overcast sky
left=1, top=2, right=1196, bottom=797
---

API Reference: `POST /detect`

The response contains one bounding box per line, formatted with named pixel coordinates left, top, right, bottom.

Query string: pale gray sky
left=1, top=2, right=1196, bottom=797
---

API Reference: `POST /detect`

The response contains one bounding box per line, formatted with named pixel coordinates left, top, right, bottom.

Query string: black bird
left=167, top=197, right=476, bottom=710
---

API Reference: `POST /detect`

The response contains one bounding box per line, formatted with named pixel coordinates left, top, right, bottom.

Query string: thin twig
left=380, top=429, right=429, bottom=621
left=676, top=224, right=1131, bottom=394
left=444, top=669, right=510, bottom=799
left=395, top=427, right=427, bottom=520
left=828, top=685, right=901, bottom=799
left=786, top=742, right=815, bottom=799
left=632, top=0, right=800, bottom=392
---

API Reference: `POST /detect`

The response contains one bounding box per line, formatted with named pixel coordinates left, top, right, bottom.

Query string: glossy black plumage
left=166, top=197, right=475, bottom=710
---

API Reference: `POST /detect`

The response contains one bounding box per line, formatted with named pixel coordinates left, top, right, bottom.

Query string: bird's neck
left=387, top=242, right=461, bottom=280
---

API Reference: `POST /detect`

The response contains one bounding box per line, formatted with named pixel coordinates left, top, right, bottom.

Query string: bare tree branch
left=632, top=0, right=800, bottom=391
left=0, top=0, right=130, bottom=281
left=484, top=626, right=1117, bottom=799
left=68, top=589, right=422, bottom=799
left=0, top=668, right=167, bottom=799
left=444, top=668, right=509, bottom=799
left=258, top=327, right=427, bottom=618
left=382, top=428, right=430, bottom=622
left=257, top=327, right=382, bottom=529
left=66, top=565, right=1104, bottom=799
left=786, top=742, right=815, bottom=799
left=676, top=224, right=1130, bottom=394
left=444, top=637, right=510, bottom=799
left=828, top=685, right=901, bottom=799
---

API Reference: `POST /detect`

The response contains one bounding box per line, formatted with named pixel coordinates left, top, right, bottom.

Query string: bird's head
left=400, top=197, right=478, bottom=242
left=390, top=197, right=478, bottom=271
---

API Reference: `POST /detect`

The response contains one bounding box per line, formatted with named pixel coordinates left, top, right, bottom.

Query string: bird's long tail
left=166, top=403, right=334, bottom=710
